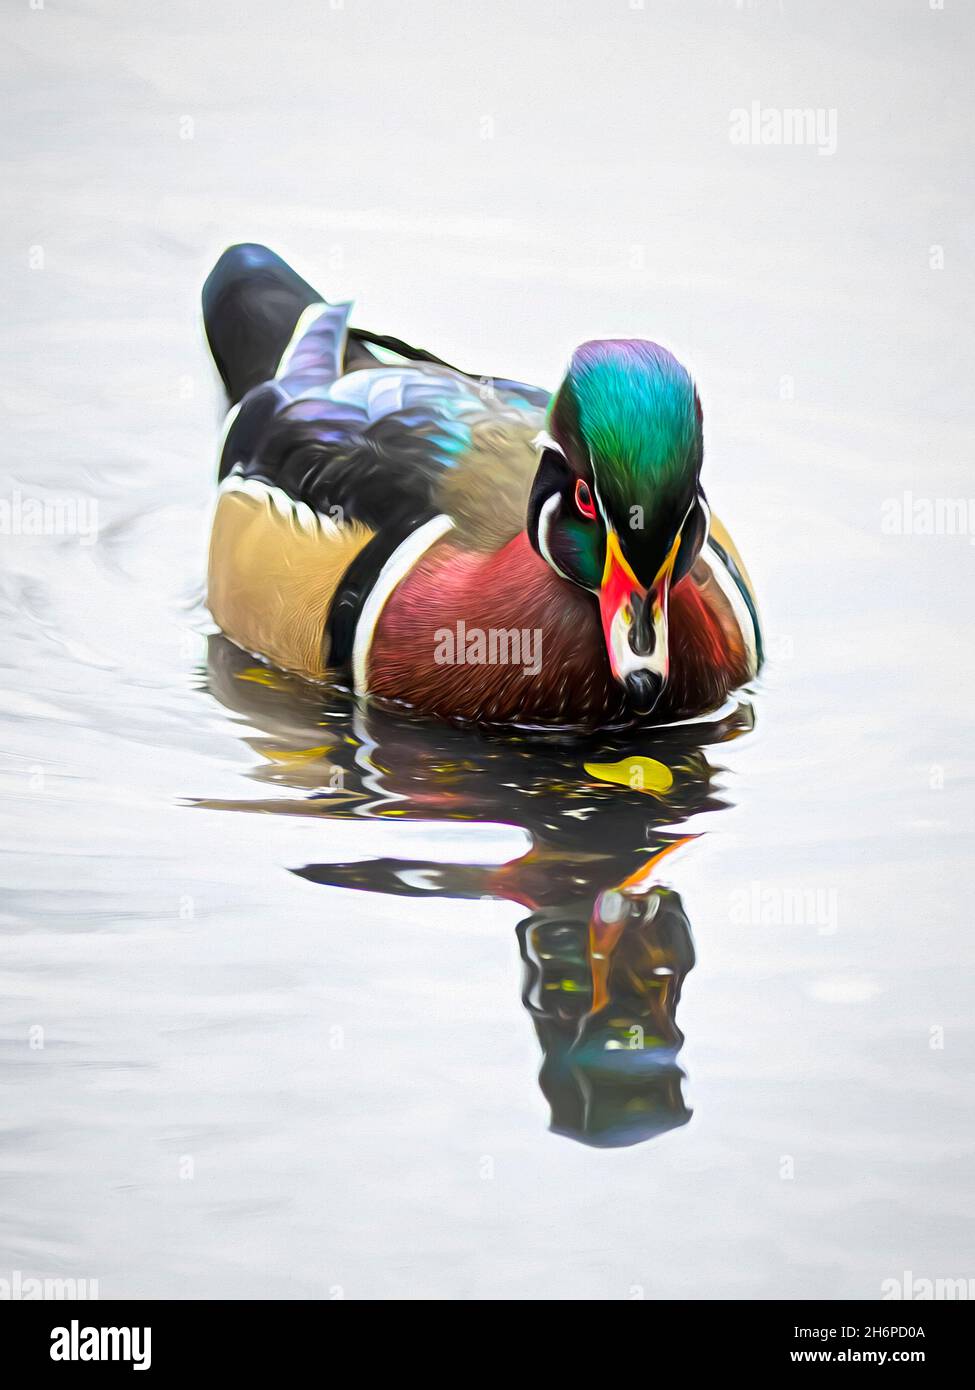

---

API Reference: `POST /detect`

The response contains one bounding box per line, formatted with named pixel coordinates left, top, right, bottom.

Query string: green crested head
left=527, top=339, right=709, bottom=714
left=553, top=339, right=703, bottom=568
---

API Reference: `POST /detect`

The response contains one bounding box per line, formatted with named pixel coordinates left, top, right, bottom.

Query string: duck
left=203, top=242, right=762, bottom=731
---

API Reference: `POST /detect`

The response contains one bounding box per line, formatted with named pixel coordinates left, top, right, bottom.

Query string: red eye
left=575, top=478, right=596, bottom=520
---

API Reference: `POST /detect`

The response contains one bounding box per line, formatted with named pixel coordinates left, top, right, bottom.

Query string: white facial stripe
left=591, top=475, right=612, bottom=537
left=532, top=430, right=564, bottom=456
left=537, top=492, right=572, bottom=581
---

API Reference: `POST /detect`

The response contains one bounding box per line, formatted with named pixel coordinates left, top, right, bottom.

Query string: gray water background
left=1, top=0, right=973, bottom=1298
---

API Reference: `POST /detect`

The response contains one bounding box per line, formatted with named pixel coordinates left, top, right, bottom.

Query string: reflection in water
left=199, top=636, right=755, bottom=1147
left=519, top=886, right=695, bottom=1147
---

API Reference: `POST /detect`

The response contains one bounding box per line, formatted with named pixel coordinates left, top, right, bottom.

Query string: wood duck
left=203, top=243, right=762, bottom=730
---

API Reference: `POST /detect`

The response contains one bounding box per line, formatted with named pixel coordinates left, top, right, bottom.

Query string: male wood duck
left=203, top=243, right=762, bottom=730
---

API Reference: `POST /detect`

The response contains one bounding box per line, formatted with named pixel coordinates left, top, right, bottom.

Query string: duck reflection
left=520, top=873, right=695, bottom=1148
left=199, top=635, right=754, bottom=1147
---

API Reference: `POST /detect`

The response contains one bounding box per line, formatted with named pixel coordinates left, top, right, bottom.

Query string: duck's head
left=528, top=340, right=709, bottom=716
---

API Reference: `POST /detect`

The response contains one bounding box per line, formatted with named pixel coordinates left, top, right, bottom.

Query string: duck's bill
left=599, top=530, right=673, bottom=715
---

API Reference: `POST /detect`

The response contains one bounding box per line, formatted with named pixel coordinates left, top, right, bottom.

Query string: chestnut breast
left=367, top=532, right=627, bottom=727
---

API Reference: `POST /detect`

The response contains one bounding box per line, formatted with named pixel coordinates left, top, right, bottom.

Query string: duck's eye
left=575, top=479, right=596, bottom=520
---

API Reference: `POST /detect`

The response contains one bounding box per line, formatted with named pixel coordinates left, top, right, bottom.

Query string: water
left=2, top=0, right=974, bottom=1299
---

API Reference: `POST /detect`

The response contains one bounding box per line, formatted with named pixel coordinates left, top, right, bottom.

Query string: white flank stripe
left=352, top=514, right=455, bottom=697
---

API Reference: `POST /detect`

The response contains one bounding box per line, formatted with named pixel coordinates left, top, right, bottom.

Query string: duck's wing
left=219, top=309, right=549, bottom=546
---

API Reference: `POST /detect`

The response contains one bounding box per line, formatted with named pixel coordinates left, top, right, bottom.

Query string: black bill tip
left=623, top=669, right=664, bottom=716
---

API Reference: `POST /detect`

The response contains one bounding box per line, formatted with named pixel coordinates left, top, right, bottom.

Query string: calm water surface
left=2, top=0, right=973, bottom=1298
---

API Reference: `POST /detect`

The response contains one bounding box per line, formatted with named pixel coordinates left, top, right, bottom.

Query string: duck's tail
left=203, top=242, right=469, bottom=407
left=202, top=243, right=325, bottom=405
